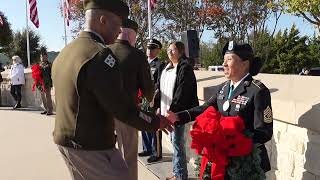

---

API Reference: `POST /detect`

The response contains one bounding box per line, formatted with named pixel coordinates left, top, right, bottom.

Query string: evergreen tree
left=0, top=12, right=13, bottom=56
left=9, top=29, right=46, bottom=67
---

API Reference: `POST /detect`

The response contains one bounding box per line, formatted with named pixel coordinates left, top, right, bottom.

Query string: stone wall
left=0, top=69, right=55, bottom=110
left=1, top=69, right=320, bottom=179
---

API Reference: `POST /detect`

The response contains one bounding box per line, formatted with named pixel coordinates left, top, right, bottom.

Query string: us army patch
left=104, top=54, right=115, bottom=68
left=139, top=112, right=152, bottom=123
left=264, top=106, right=273, bottom=123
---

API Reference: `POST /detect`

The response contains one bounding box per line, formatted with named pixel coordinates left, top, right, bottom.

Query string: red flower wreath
left=31, top=64, right=46, bottom=92
left=190, top=106, right=253, bottom=180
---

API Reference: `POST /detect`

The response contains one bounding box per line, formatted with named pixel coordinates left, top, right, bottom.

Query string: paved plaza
left=0, top=108, right=158, bottom=180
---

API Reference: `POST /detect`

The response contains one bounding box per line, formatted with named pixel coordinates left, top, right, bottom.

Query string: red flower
left=137, top=89, right=143, bottom=98
left=190, top=106, right=222, bottom=155
left=136, top=89, right=143, bottom=105
left=220, top=116, right=253, bottom=157
left=31, top=64, right=45, bottom=92
left=190, top=106, right=253, bottom=180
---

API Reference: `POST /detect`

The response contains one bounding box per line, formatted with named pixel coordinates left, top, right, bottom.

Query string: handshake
left=156, top=109, right=180, bottom=134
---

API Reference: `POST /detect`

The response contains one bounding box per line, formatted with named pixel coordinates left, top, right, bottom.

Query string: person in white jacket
left=9, top=56, right=25, bottom=109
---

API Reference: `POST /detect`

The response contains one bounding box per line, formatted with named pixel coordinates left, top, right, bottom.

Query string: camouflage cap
left=122, top=19, right=139, bottom=32
left=83, top=0, right=129, bottom=20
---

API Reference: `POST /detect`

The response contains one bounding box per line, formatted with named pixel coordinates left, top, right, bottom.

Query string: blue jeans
left=141, top=131, right=162, bottom=157
left=170, top=125, right=188, bottom=180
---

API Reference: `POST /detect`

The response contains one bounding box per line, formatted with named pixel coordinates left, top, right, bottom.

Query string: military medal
left=223, top=100, right=230, bottom=111
left=235, top=104, right=240, bottom=111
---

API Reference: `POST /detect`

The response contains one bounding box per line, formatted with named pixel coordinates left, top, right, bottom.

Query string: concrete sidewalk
left=0, top=108, right=157, bottom=180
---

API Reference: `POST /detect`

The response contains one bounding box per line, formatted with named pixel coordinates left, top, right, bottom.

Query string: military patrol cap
left=147, top=39, right=162, bottom=49
left=83, top=0, right=129, bottom=20
left=222, top=41, right=254, bottom=61
left=122, top=19, right=139, bottom=32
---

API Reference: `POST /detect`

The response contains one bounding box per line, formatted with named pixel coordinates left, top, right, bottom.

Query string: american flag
left=64, top=0, right=71, bottom=26
left=149, top=0, right=157, bottom=9
left=0, top=16, right=3, bottom=26
left=29, top=0, right=39, bottom=28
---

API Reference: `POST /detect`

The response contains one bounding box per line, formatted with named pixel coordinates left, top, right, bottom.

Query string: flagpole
left=26, top=0, right=31, bottom=67
left=62, top=0, right=67, bottom=46
left=148, top=0, right=152, bottom=39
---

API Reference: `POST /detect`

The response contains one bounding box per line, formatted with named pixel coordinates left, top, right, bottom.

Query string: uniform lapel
left=229, top=75, right=252, bottom=100
left=224, top=81, right=231, bottom=100
left=149, top=58, right=159, bottom=67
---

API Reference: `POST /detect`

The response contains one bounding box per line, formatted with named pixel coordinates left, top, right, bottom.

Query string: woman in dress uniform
left=166, top=41, right=273, bottom=179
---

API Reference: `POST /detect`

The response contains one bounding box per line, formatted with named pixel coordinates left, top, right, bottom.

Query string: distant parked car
left=208, top=65, right=224, bottom=72
left=307, top=67, right=320, bottom=76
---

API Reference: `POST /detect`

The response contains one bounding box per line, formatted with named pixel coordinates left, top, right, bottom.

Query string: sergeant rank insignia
left=264, top=106, right=273, bottom=123
left=104, top=54, right=115, bottom=68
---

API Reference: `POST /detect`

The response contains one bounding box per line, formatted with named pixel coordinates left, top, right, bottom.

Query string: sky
left=0, top=0, right=318, bottom=51
left=0, top=0, right=72, bottom=52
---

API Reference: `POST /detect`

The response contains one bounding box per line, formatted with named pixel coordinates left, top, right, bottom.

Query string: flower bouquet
left=191, top=106, right=265, bottom=180
left=31, top=64, right=46, bottom=92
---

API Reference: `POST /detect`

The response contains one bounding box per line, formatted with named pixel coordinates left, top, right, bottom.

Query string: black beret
left=147, top=39, right=162, bottom=49
left=222, top=41, right=254, bottom=61
left=122, top=19, right=138, bottom=32
left=83, top=0, right=129, bottom=20
left=223, top=41, right=264, bottom=76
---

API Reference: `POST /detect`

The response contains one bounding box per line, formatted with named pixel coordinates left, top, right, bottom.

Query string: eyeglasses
left=167, top=49, right=176, bottom=53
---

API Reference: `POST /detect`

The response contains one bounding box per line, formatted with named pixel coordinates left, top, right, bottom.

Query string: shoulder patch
left=264, top=106, right=273, bottom=123
left=104, top=54, right=115, bottom=68
left=252, top=79, right=262, bottom=89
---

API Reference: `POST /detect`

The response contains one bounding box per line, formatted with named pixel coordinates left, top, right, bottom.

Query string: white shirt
left=160, top=63, right=177, bottom=116
left=148, top=57, right=157, bottom=64
left=10, top=63, right=25, bottom=85
left=230, top=73, right=250, bottom=89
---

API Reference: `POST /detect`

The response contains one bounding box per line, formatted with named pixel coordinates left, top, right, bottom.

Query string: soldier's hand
left=149, top=101, right=154, bottom=108
left=166, top=110, right=179, bottom=124
left=158, top=115, right=174, bottom=134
